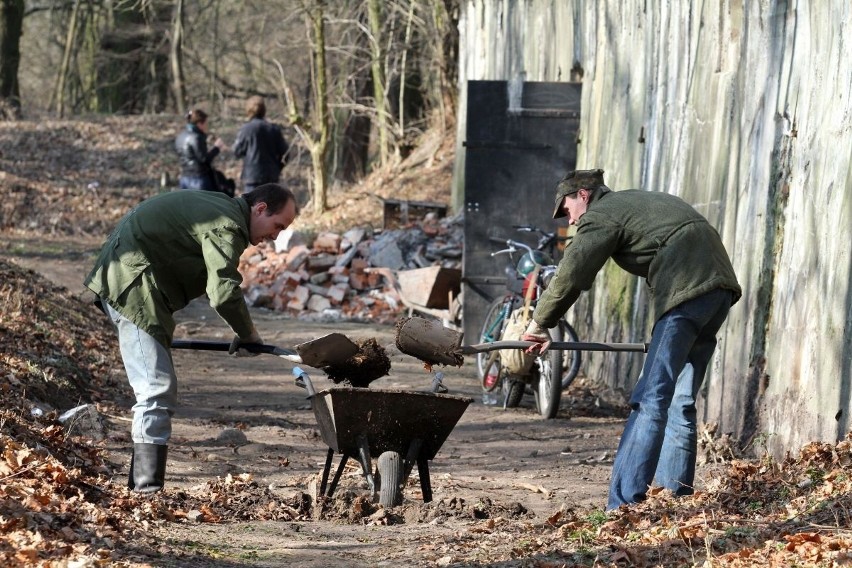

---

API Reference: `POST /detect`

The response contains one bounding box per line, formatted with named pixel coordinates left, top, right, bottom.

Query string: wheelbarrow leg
left=326, top=453, right=350, bottom=498
left=356, top=433, right=376, bottom=495
left=403, top=438, right=423, bottom=481
left=417, top=456, right=433, bottom=503
left=320, top=448, right=334, bottom=497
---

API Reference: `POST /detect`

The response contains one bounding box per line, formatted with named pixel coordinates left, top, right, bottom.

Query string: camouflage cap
left=552, top=169, right=606, bottom=218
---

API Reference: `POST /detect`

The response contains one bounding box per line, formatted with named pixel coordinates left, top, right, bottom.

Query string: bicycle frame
left=481, top=295, right=515, bottom=343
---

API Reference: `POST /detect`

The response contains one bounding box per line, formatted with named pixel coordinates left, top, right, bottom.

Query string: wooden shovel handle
left=461, top=340, right=648, bottom=354
left=170, top=340, right=298, bottom=357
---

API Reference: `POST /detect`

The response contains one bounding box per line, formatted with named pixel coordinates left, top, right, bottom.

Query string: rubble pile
left=239, top=212, right=463, bottom=323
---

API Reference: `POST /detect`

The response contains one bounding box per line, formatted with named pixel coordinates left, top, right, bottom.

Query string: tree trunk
left=53, top=0, right=81, bottom=118
left=430, top=0, right=458, bottom=128
left=367, top=0, right=388, bottom=166
left=0, top=0, right=24, bottom=118
left=309, top=2, right=330, bottom=213
left=170, top=0, right=186, bottom=116
left=208, top=0, right=220, bottom=106
left=96, top=1, right=170, bottom=113
left=397, top=0, right=416, bottom=140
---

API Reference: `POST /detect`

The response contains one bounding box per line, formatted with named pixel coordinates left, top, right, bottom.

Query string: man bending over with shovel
left=521, top=169, right=741, bottom=510
left=85, top=183, right=298, bottom=493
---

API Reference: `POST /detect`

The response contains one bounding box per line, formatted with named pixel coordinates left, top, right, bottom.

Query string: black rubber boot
left=129, top=443, right=168, bottom=493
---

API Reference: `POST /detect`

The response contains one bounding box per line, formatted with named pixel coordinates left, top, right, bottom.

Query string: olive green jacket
left=84, top=190, right=255, bottom=347
left=533, top=189, right=742, bottom=329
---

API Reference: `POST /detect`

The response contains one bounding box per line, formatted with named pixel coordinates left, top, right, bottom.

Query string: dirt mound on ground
left=0, top=258, right=124, bottom=408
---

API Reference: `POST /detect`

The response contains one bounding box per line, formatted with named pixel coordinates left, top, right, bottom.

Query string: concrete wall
left=455, top=0, right=852, bottom=456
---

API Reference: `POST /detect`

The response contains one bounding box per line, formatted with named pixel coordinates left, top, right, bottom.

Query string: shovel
left=171, top=332, right=360, bottom=368
left=395, top=316, right=648, bottom=366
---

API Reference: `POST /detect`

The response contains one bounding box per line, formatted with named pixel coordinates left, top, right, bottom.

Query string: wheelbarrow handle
left=461, top=340, right=648, bottom=354
left=170, top=340, right=302, bottom=362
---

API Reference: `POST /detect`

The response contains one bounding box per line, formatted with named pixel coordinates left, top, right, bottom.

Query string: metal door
left=463, top=80, right=581, bottom=341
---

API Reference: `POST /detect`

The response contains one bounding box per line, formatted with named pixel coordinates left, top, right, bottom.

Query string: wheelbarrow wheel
left=376, top=451, right=403, bottom=507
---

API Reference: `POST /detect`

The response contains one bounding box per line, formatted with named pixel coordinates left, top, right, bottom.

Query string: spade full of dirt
left=394, top=316, right=464, bottom=367
left=322, top=337, right=391, bottom=387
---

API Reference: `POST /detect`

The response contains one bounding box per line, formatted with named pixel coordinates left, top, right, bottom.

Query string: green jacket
left=533, top=189, right=742, bottom=329
left=84, top=190, right=255, bottom=347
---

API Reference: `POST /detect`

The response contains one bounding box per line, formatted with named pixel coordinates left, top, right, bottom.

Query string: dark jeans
left=179, top=174, right=215, bottom=192
left=607, top=288, right=734, bottom=510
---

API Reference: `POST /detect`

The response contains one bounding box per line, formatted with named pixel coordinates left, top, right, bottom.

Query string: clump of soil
left=317, top=491, right=402, bottom=525
left=323, top=337, right=391, bottom=387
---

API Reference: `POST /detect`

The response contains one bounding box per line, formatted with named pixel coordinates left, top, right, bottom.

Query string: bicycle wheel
left=477, top=297, right=508, bottom=379
left=560, top=320, right=582, bottom=390
left=534, top=326, right=563, bottom=419
left=502, top=377, right=525, bottom=408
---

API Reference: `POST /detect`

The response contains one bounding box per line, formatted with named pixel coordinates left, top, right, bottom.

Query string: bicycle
left=477, top=226, right=582, bottom=419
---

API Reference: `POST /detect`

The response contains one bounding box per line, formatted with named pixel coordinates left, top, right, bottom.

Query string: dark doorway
left=462, top=80, right=581, bottom=341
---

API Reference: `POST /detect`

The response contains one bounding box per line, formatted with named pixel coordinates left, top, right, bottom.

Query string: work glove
left=229, top=329, right=263, bottom=358
left=521, top=320, right=552, bottom=355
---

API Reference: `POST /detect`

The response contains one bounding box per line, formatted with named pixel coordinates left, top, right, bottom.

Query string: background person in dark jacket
left=85, top=184, right=298, bottom=493
left=175, top=108, right=228, bottom=191
left=521, top=169, right=742, bottom=510
left=232, top=96, right=290, bottom=193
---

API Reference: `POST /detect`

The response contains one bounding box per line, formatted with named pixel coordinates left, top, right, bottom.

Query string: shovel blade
left=295, top=333, right=360, bottom=368
left=394, top=316, right=464, bottom=366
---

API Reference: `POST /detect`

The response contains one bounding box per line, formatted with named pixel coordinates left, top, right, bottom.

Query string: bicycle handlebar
left=510, top=224, right=568, bottom=250
left=490, top=239, right=534, bottom=258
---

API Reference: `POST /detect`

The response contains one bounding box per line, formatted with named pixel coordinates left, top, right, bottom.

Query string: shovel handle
left=461, top=340, right=648, bottom=354
left=170, top=340, right=300, bottom=359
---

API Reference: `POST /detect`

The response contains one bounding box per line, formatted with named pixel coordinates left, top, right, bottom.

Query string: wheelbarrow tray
left=311, top=387, right=472, bottom=461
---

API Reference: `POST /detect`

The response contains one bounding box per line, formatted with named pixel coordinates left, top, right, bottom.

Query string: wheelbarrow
left=293, top=368, right=472, bottom=508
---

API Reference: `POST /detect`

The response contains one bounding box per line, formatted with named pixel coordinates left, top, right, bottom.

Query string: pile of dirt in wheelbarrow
left=322, top=337, right=391, bottom=387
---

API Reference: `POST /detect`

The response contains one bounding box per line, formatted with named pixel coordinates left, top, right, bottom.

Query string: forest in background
left=0, top=0, right=459, bottom=212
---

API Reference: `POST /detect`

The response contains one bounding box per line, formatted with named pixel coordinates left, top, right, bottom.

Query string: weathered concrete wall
left=456, top=0, right=852, bottom=456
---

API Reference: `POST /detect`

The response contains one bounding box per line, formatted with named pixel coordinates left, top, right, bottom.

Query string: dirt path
left=7, top=238, right=626, bottom=567
left=137, top=303, right=625, bottom=566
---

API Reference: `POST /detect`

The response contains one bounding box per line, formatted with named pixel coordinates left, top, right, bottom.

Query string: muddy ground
left=8, top=236, right=630, bottom=567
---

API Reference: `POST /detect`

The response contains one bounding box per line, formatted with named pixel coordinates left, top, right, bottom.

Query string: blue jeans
left=102, top=301, right=177, bottom=445
left=607, top=288, right=734, bottom=510
left=179, top=174, right=215, bottom=191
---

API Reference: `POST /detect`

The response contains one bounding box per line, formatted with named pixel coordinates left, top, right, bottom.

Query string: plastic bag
left=499, top=307, right=536, bottom=376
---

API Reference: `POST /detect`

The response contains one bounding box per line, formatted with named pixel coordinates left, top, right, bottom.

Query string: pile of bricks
left=239, top=213, right=463, bottom=323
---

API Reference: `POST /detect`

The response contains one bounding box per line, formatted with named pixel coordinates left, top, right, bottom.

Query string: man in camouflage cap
left=522, top=169, right=741, bottom=510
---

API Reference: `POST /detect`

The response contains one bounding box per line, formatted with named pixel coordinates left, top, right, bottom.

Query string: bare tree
left=96, top=0, right=171, bottom=113
left=428, top=0, right=458, bottom=127
left=367, top=0, right=389, bottom=166
left=0, top=0, right=24, bottom=118
left=278, top=0, right=332, bottom=213
left=52, top=0, right=81, bottom=117
left=170, top=0, right=187, bottom=116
